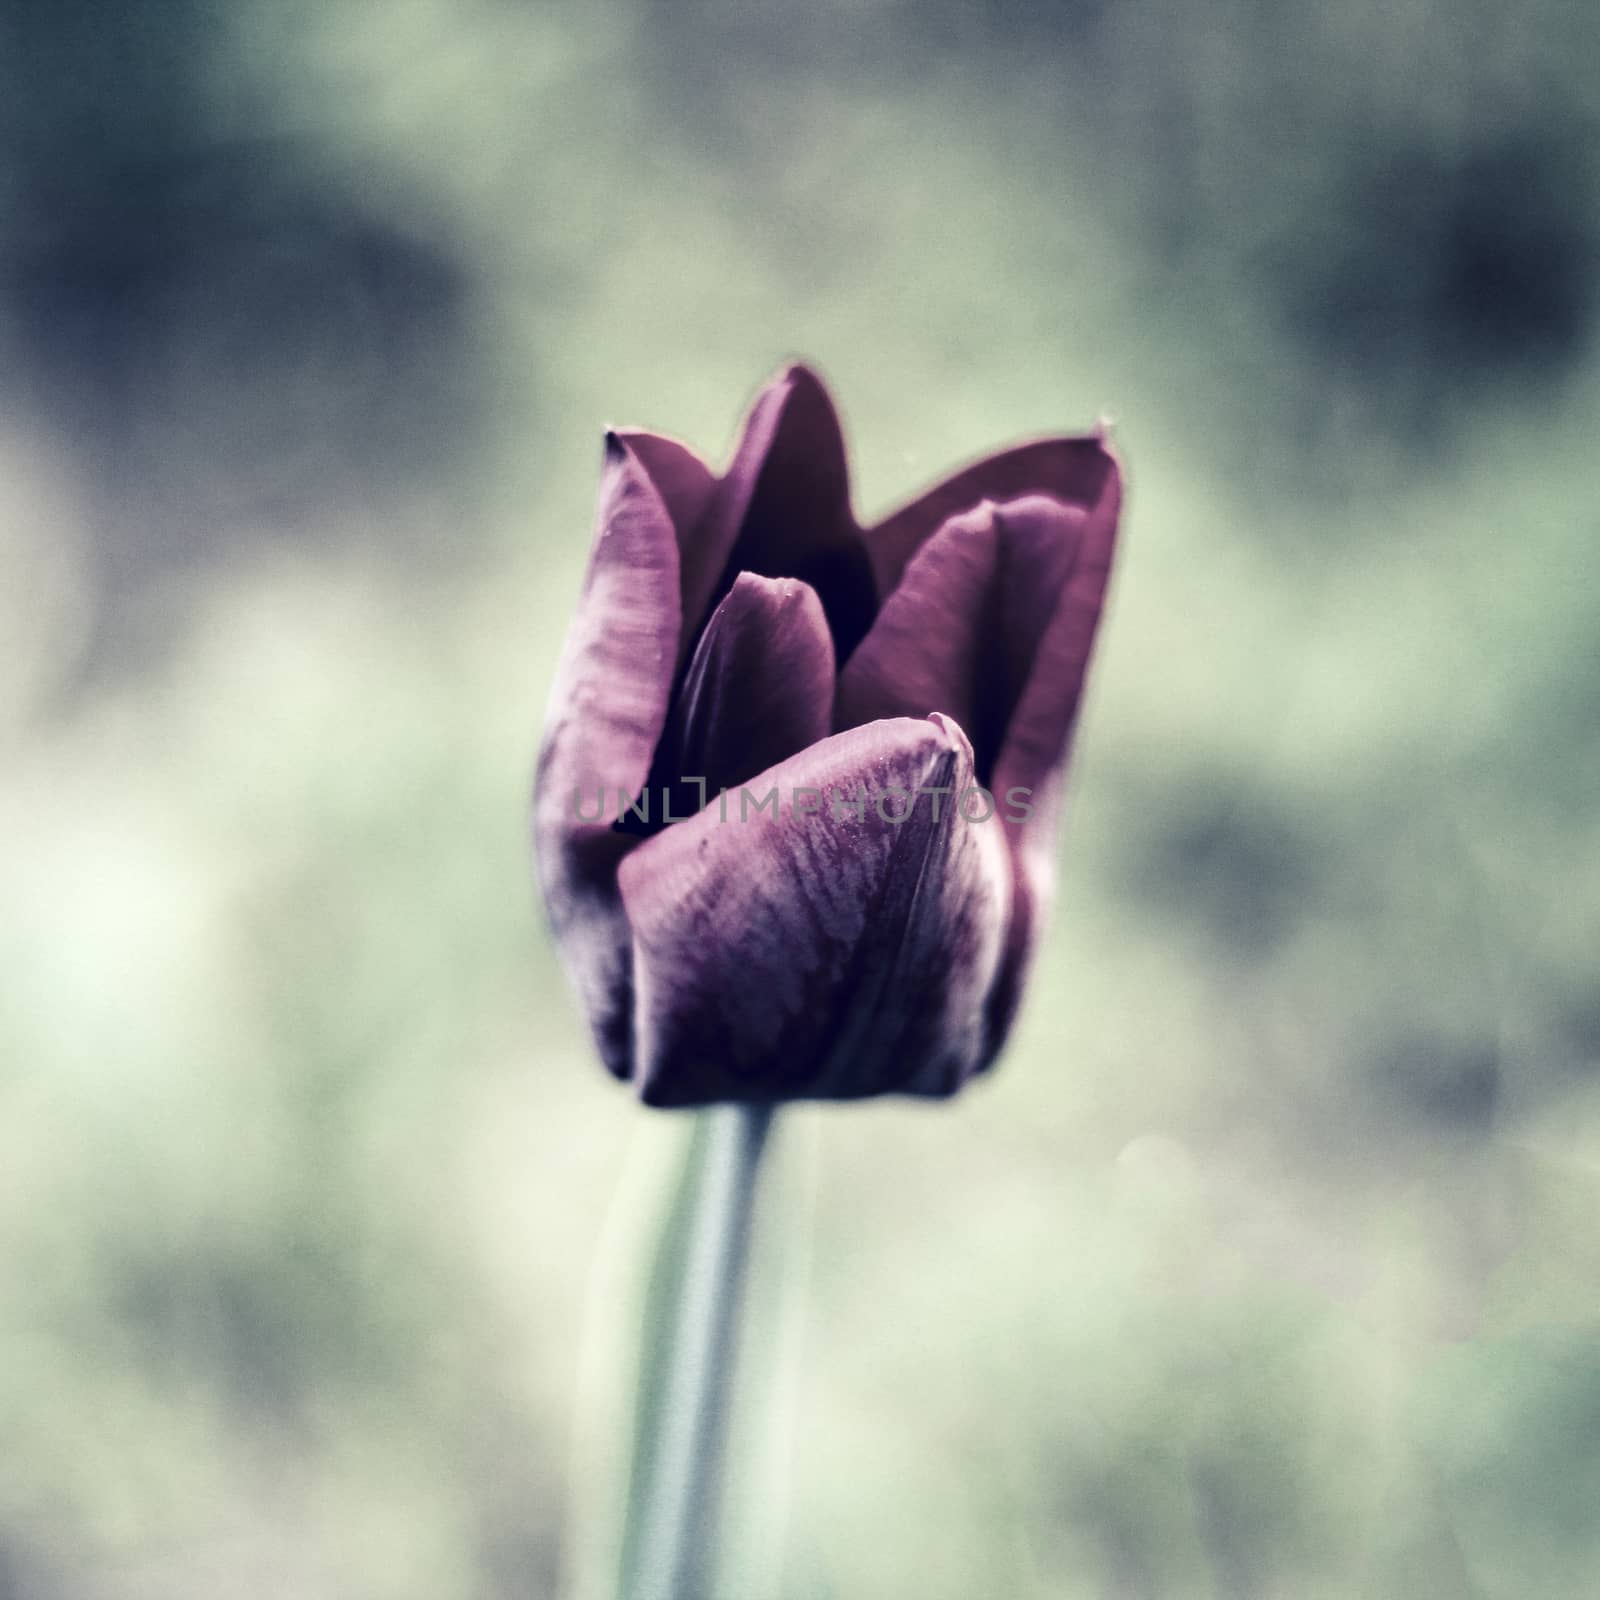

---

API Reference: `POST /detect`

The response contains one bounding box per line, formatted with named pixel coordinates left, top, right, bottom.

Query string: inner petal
left=650, top=572, right=836, bottom=815
left=833, top=501, right=1002, bottom=747
left=834, top=494, right=1086, bottom=781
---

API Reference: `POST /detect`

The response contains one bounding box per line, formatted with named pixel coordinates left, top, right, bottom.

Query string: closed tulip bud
left=534, top=364, right=1122, bottom=1107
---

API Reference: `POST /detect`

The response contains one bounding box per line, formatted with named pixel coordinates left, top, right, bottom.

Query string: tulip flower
left=537, top=365, right=1124, bottom=1600
left=535, top=364, right=1121, bottom=1108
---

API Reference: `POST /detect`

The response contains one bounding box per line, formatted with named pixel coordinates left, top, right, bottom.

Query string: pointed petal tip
left=757, top=360, right=847, bottom=427
left=603, top=424, right=717, bottom=466
left=602, top=428, right=655, bottom=478
left=1091, top=425, right=1126, bottom=493
left=739, top=360, right=841, bottom=424
left=776, top=358, right=831, bottom=391
left=925, top=709, right=975, bottom=760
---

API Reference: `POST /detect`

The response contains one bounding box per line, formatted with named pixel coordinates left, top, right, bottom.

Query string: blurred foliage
left=2, top=0, right=1599, bottom=1595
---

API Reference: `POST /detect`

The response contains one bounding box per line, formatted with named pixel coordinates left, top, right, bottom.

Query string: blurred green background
left=2, top=1, right=1599, bottom=1594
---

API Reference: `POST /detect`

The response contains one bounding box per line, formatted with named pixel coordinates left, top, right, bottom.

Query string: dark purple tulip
left=534, top=365, right=1122, bottom=1107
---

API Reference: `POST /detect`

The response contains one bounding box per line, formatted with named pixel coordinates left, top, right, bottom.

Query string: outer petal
left=863, top=433, right=1118, bottom=598
left=983, top=449, right=1123, bottom=1062
left=533, top=432, right=686, bottom=1077
left=610, top=426, right=718, bottom=616
left=678, top=364, right=877, bottom=663
left=616, top=715, right=1012, bottom=1106
left=991, top=454, right=1122, bottom=811
left=656, top=572, right=835, bottom=804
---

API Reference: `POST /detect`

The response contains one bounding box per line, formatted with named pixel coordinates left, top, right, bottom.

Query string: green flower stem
left=627, top=1102, right=775, bottom=1600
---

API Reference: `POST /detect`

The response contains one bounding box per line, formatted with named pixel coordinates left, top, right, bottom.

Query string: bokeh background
left=3, top=1, right=1599, bottom=1594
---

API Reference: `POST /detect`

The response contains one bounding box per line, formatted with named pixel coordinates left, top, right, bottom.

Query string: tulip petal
left=609, top=427, right=718, bottom=603
left=656, top=572, right=836, bottom=805
left=616, top=714, right=1012, bottom=1106
left=848, top=447, right=1121, bottom=1072
left=984, top=455, right=1123, bottom=1060
left=833, top=501, right=1003, bottom=744
left=679, top=364, right=877, bottom=664
left=837, top=494, right=1090, bottom=781
left=864, top=433, right=1118, bottom=597
left=533, top=432, right=685, bottom=1076
left=991, top=463, right=1122, bottom=809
